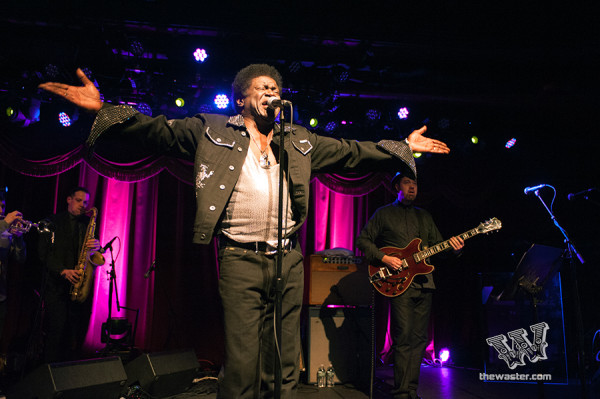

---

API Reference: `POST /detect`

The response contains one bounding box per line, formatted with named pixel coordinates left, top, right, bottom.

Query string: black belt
left=219, top=235, right=296, bottom=254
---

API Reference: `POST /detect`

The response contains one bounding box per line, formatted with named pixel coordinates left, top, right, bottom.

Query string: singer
left=39, top=63, right=451, bottom=399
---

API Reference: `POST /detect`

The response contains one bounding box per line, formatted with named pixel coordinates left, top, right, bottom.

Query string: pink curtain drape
left=0, top=137, right=402, bottom=362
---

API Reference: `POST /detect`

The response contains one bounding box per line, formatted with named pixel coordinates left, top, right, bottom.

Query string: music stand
left=498, top=244, right=564, bottom=399
left=499, top=244, right=564, bottom=302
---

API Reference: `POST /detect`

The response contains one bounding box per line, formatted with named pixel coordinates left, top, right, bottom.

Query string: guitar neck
left=414, top=228, right=479, bottom=262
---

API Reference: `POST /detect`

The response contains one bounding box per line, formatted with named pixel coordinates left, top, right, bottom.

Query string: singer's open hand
left=407, top=126, right=450, bottom=154
left=38, top=68, right=103, bottom=113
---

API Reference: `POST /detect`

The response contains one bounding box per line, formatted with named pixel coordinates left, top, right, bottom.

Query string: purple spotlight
left=505, top=138, right=517, bottom=149
left=439, top=348, right=450, bottom=363
left=58, top=112, right=72, bottom=127
left=398, top=107, right=410, bottom=120
left=193, top=48, right=208, bottom=62
left=45, top=64, right=59, bottom=78
left=136, top=103, right=152, bottom=116
left=324, top=121, right=338, bottom=133
left=214, top=94, right=230, bottom=109
left=366, top=109, right=381, bottom=120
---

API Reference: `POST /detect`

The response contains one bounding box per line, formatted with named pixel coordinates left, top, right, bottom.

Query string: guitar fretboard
left=414, top=228, right=480, bottom=262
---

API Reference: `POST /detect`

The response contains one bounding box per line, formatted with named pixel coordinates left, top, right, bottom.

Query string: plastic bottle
left=326, top=364, right=335, bottom=387
left=317, top=364, right=326, bottom=388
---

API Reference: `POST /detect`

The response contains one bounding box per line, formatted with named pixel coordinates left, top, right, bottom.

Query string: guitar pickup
left=369, top=268, right=390, bottom=283
left=401, top=259, right=409, bottom=270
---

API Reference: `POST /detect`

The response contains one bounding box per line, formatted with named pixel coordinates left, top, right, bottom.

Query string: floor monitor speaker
left=8, top=356, right=127, bottom=399
left=125, top=349, right=200, bottom=397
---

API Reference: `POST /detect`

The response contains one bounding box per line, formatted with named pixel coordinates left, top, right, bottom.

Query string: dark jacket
left=88, top=105, right=416, bottom=244
left=37, top=211, right=94, bottom=295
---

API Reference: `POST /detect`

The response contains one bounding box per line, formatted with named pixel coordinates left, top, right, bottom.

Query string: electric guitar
left=369, top=217, right=502, bottom=297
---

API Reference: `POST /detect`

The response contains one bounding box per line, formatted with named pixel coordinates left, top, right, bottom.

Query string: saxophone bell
left=87, top=249, right=105, bottom=267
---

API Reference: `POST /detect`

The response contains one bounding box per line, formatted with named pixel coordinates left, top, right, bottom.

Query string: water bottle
left=317, top=364, right=326, bottom=388
left=326, top=364, right=335, bottom=387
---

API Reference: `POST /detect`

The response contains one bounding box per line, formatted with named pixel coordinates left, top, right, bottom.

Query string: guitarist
left=357, top=171, right=464, bottom=399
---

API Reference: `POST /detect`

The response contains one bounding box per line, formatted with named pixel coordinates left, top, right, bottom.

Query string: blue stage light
left=214, top=94, right=230, bottom=109
left=397, top=107, right=409, bottom=119
left=58, top=112, right=72, bottom=127
left=193, top=48, right=208, bottom=62
left=505, top=138, right=517, bottom=149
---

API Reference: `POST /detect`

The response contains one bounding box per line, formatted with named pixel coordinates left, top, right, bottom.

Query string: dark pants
left=389, top=286, right=432, bottom=399
left=217, top=244, right=304, bottom=399
left=43, top=279, right=92, bottom=363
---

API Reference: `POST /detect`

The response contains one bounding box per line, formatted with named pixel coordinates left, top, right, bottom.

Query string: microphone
left=523, top=184, right=548, bottom=195
left=567, top=187, right=597, bottom=200
left=99, top=236, right=118, bottom=254
left=144, top=259, right=157, bottom=279
left=267, top=97, right=292, bottom=109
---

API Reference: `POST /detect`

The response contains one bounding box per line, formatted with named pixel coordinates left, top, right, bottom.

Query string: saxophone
left=70, top=207, right=105, bottom=302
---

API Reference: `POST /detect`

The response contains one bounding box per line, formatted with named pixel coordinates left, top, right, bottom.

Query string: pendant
left=260, top=153, right=271, bottom=169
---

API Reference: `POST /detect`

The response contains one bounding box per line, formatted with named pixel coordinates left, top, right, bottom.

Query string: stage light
left=4, top=106, right=27, bottom=124
left=58, top=111, right=72, bottom=127
left=366, top=109, right=381, bottom=121
left=5, top=107, right=16, bottom=119
left=309, top=118, right=318, bottom=128
left=214, top=94, right=230, bottom=109
left=3, top=98, right=41, bottom=127
left=45, top=64, right=59, bottom=78
left=398, top=107, right=409, bottom=119
left=193, top=48, right=208, bottom=62
left=471, top=136, right=479, bottom=144
left=175, top=98, right=185, bottom=107
left=81, top=67, right=93, bottom=81
left=439, top=348, right=450, bottom=364
left=130, top=40, right=144, bottom=57
left=324, top=121, right=338, bottom=133
left=505, top=138, right=517, bottom=149
left=136, top=103, right=152, bottom=116
left=288, top=61, right=301, bottom=73
left=335, top=70, right=349, bottom=83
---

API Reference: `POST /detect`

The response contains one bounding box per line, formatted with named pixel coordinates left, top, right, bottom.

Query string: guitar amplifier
left=309, top=254, right=372, bottom=305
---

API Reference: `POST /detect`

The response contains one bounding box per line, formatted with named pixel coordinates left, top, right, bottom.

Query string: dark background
left=2, top=0, right=600, bottom=379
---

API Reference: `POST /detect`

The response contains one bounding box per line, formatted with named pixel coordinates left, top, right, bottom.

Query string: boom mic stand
left=530, top=188, right=587, bottom=398
left=100, top=242, right=139, bottom=357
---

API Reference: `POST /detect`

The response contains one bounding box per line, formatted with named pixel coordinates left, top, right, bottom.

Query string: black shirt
left=356, top=199, right=444, bottom=289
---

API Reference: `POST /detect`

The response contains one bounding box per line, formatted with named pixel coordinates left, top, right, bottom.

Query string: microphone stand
left=103, top=244, right=119, bottom=353
left=101, top=244, right=139, bottom=356
left=531, top=189, right=587, bottom=398
left=274, top=105, right=287, bottom=399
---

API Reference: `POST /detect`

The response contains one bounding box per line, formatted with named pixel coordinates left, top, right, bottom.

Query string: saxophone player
left=38, top=186, right=100, bottom=362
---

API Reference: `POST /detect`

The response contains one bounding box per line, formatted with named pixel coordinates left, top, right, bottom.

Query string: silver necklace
left=250, top=133, right=271, bottom=169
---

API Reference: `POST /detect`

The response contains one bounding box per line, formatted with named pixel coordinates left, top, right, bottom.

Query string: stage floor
left=171, top=364, right=586, bottom=399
